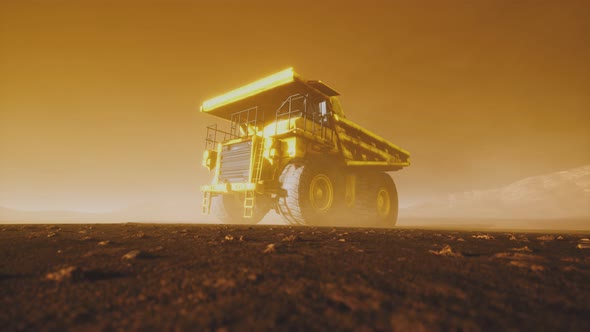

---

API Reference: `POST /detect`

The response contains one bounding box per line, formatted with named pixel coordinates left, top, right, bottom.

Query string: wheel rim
left=376, top=188, right=390, bottom=218
left=309, top=174, right=333, bottom=213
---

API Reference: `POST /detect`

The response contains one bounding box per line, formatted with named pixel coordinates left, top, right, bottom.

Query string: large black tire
left=277, top=160, right=342, bottom=226
left=355, top=172, right=398, bottom=227
left=211, top=193, right=271, bottom=225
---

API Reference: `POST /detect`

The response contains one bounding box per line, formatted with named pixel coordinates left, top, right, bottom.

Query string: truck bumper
left=200, top=182, right=257, bottom=194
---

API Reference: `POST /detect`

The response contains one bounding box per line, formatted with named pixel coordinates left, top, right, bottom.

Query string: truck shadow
left=83, top=270, right=128, bottom=281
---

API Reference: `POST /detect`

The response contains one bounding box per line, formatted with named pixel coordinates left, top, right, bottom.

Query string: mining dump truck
left=200, top=68, right=410, bottom=226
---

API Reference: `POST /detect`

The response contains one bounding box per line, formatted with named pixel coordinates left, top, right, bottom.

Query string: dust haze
left=1, top=1, right=589, bottom=229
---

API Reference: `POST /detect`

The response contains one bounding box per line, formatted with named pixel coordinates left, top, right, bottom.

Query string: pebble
left=429, top=245, right=462, bottom=257
left=472, top=235, right=494, bottom=240
left=122, top=250, right=143, bottom=260
left=536, top=235, right=555, bottom=241
left=282, top=235, right=299, bottom=242
left=45, top=266, right=82, bottom=282
left=263, top=244, right=275, bottom=254
left=577, top=238, right=590, bottom=249
left=511, top=246, right=532, bottom=252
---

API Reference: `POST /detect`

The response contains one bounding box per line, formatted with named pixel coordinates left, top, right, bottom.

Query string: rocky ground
left=0, top=223, right=589, bottom=331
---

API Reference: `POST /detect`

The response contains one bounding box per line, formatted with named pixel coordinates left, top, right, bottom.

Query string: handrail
left=274, top=94, right=335, bottom=146
left=204, top=124, right=235, bottom=150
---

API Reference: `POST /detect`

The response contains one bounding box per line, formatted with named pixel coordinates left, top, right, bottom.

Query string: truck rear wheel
left=278, top=161, right=341, bottom=226
left=211, top=193, right=270, bottom=225
left=355, top=172, right=398, bottom=227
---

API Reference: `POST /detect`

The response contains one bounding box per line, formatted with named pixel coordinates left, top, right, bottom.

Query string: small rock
left=122, top=250, right=145, bottom=260
left=350, top=246, right=364, bottom=253
left=263, top=244, right=276, bottom=254
left=136, top=231, right=146, bottom=239
left=472, top=234, right=494, bottom=240
left=47, top=232, right=57, bottom=238
left=557, top=236, right=564, bottom=240
left=509, top=260, right=544, bottom=271
left=508, top=235, right=517, bottom=241
left=239, top=235, right=245, bottom=241
left=338, top=238, right=346, bottom=242
left=493, top=252, right=544, bottom=261
left=492, top=252, right=545, bottom=272
left=282, top=234, right=299, bottom=242
left=562, top=265, right=582, bottom=272
left=561, top=257, right=581, bottom=263
left=511, top=246, right=532, bottom=252
left=98, top=240, right=110, bottom=246
left=429, top=245, right=462, bottom=257
left=45, top=266, right=83, bottom=282
left=81, top=236, right=93, bottom=241
left=577, top=238, right=590, bottom=249
left=224, top=235, right=234, bottom=241
left=82, top=251, right=97, bottom=258
left=536, top=235, right=555, bottom=241
left=204, top=278, right=236, bottom=290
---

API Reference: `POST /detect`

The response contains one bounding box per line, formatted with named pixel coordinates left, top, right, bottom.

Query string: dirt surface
left=1, top=223, right=589, bottom=331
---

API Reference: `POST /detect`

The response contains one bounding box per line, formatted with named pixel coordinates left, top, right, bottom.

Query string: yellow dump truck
left=200, top=68, right=410, bottom=226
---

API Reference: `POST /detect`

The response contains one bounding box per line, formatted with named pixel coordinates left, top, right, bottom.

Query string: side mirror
left=202, top=149, right=218, bottom=171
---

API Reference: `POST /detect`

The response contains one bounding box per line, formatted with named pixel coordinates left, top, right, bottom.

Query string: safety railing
left=274, top=94, right=335, bottom=145
left=204, top=124, right=235, bottom=150
left=230, top=106, right=261, bottom=138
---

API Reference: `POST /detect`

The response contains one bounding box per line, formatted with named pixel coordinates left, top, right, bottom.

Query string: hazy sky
left=1, top=0, right=589, bottom=213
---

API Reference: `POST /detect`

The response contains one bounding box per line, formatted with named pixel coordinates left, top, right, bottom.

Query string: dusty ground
left=0, top=223, right=589, bottom=331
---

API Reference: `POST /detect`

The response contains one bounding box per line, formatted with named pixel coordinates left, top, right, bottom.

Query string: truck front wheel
left=278, top=161, right=341, bottom=226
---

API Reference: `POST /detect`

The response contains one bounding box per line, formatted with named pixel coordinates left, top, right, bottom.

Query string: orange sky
left=1, top=0, right=589, bottom=213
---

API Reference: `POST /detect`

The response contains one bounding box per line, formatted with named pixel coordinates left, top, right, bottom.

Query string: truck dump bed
left=334, top=115, right=410, bottom=171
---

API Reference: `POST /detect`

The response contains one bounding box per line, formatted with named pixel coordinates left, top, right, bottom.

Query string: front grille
left=218, top=140, right=252, bottom=183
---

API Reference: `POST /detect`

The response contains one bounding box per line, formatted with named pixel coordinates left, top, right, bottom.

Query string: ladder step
left=243, top=191, right=255, bottom=217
